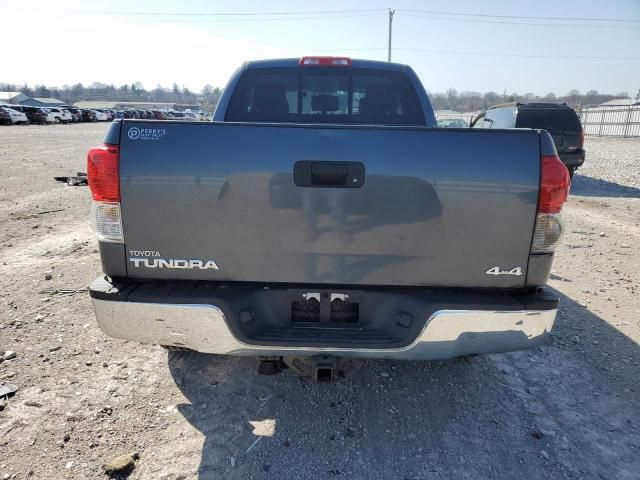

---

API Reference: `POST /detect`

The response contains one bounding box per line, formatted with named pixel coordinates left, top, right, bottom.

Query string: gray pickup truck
left=87, top=57, right=570, bottom=379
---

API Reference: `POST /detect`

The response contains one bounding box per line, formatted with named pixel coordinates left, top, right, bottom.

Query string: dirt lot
left=0, top=123, right=639, bottom=479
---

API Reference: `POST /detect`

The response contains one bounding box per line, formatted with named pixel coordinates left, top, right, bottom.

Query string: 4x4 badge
left=486, top=266, right=523, bottom=276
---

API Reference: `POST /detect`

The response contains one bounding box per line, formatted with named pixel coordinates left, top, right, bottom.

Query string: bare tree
left=1, top=79, right=629, bottom=112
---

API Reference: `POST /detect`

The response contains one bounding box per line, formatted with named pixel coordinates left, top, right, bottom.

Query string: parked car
left=437, top=118, right=468, bottom=128
left=0, top=107, right=11, bottom=125
left=472, top=102, right=584, bottom=177
left=44, top=107, right=72, bottom=124
left=93, top=109, right=110, bottom=121
left=81, top=109, right=97, bottom=122
left=57, top=108, right=73, bottom=123
left=87, top=56, right=569, bottom=380
left=61, top=106, right=83, bottom=122
left=43, top=108, right=57, bottom=124
left=196, top=111, right=213, bottom=121
left=151, top=110, right=167, bottom=120
left=127, top=110, right=140, bottom=119
left=145, top=110, right=155, bottom=119
left=10, top=105, right=48, bottom=124
left=169, top=111, right=187, bottom=121
left=93, top=110, right=109, bottom=121
left=0, top=106, right=29, bottom=124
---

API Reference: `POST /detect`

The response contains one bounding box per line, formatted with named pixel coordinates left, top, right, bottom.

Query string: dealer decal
left=127, top=126, right=166, bottom=141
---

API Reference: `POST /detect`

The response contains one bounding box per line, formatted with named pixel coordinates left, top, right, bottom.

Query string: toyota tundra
left=87, top=57, right=570, bottom=378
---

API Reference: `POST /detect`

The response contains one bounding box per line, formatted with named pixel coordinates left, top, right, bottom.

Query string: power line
left=8, top=5, right=640, bottom=28
left=104, top=13, right=382, bottom=23
left=399, top=8, right=640, bottom=23
left=318, top=47, right=640, bottom=61
left=45, top=15, right=380, bottom=25
left=398, top=47, right=640, bottom=60
left=46, top=6, right=638, bottom=24
left=13, top=9, right=383, bottom=23
left=401, top=13, right=640, bottom=29
left=32, top=7, right=386, bottom=17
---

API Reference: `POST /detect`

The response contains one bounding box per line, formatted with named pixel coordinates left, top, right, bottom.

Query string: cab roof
left=243, top=57, right=412, bottom=72
left=488, top=102, right=571, bottom=110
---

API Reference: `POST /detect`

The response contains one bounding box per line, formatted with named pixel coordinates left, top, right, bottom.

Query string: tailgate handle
left=294, top=161, right=364, bottom=188
left=312, top=163, right=347, bottom=186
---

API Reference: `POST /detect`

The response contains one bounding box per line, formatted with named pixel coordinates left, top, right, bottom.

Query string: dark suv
left=0, top=107, right=11, bottom=125
left=81, top=109, right=97, bottom=122
left=61, top=106, right=83, bottom=122
left=151, top=110, right=167, bottom=120
left=472, top=102, right=585, bottom=177
left=10, top=105, right=49, bottom=125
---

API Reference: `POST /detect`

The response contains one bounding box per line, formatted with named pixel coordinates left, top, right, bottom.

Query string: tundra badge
left=129, top=251, right=219, bottom=270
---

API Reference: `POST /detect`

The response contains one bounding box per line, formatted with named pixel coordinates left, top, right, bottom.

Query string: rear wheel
left=54, top=117, right=61, bottom=124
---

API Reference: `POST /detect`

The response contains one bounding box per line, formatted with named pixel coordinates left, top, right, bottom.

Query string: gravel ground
left=571, top=136, right=640, bottom=197
left=0, top=124, right=638, bottom=479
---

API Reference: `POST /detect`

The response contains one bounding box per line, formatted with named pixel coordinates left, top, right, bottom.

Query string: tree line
left=429, top=89, right=632, bottom=112
left=0, top=81, right=631, bottom=112
left=0, top=82, right=222, bottom=108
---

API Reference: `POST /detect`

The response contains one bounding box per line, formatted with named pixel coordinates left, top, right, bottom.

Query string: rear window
left=225, top=67, right=424, bottom=125
left=516, top=108, right=581, bottom=132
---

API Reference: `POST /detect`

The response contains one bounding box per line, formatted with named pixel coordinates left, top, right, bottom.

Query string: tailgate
left=118, top=122, right=540, bottom=288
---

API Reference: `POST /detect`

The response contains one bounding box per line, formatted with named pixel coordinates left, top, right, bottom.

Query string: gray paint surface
left=119, top=122, right=541, bottom=288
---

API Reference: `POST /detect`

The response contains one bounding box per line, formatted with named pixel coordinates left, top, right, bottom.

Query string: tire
left=54, top=117, right=61, bottom=124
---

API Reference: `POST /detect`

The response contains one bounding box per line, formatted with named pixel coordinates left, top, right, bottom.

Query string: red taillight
left=87, top=144, right=120, bottom=202
left=538, top=154, right=570, bottom=214
left=299, top=56, right=352, bottom=66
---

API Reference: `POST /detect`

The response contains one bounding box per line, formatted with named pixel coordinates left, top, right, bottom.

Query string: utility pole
left=388, top=9, right=395, bottom=62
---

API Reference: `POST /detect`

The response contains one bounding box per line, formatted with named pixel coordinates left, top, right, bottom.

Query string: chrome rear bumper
left=91, top=297, right=556, bottom=360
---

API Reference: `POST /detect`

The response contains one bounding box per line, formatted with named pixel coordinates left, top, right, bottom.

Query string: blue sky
left=3, top=0, right=640, bottom=96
